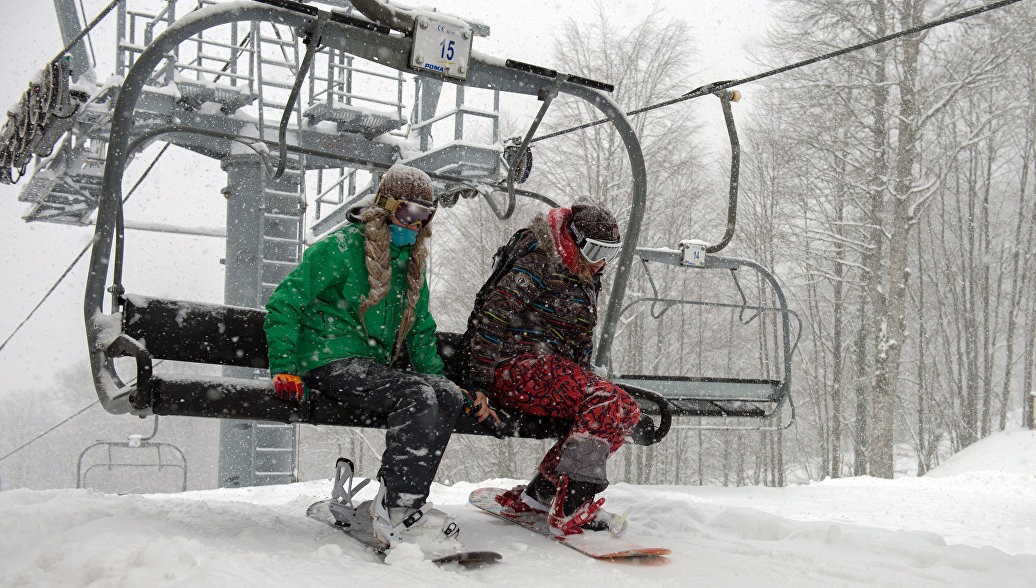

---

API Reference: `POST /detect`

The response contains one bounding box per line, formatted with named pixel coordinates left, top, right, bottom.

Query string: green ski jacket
left=264, top=223, right=444, bottom=377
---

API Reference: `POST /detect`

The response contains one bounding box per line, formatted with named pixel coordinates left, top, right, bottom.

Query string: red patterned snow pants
left=490, top=354, right=641, bottom=484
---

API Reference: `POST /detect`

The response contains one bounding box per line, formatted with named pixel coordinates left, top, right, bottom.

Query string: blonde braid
left=392, top=224, right=431, bottom=362
left=357, top=207, right=391, bottom=332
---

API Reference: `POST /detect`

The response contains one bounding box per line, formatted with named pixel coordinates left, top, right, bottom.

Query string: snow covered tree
left=756, top=0, right=1036, bottom=478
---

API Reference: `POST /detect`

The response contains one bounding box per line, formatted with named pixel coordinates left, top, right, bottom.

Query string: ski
left=469, top=486, right=670, bottom=560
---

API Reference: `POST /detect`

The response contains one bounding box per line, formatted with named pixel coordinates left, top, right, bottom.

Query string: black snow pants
left=303, top=357, right=465, bottom=509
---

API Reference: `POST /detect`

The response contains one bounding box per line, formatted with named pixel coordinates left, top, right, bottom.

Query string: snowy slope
left=2, top=430, right=1034, bottom=587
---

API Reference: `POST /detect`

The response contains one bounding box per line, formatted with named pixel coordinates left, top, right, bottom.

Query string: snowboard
left=307, top=499, right=502, bottom=567
left=468, top=487, right=670, bottom=559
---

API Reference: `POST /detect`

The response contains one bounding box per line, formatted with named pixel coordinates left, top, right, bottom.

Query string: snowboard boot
left=546, top=475, right=629, bottom=537
left=496, top=473, right=556, bottom=515
left=369, top=478, right=460, bottom=554
left=579, top=505, right=628, bottom=537
left=547, top=474, right=605, bottom=536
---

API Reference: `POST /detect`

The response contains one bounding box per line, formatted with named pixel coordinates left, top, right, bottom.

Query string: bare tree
left=755, top=0, right=1035, bottom=479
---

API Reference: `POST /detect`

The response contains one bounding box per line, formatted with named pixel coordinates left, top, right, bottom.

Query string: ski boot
left=369, top=478, right=461, bottom=555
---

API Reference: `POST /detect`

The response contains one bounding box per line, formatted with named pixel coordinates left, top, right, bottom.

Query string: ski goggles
left=374, top=192, right=437, bottom=229
left=570, top=223, right=621, bottom=264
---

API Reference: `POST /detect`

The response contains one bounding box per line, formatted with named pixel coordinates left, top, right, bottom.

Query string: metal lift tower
left=8, top=0, right=502, bottom=488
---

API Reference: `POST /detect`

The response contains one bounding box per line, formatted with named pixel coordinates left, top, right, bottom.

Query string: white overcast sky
left=0, top=0, right=773, bottom=396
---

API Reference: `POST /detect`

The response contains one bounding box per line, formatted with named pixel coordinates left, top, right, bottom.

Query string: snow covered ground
left=2, top=429, right=1034, bottom=587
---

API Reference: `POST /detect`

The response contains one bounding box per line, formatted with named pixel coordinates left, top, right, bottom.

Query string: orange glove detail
left=272, top=374, right=306, bottom=402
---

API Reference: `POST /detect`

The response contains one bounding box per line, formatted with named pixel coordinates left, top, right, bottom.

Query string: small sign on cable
left=679, top=239, right=707, bottom=267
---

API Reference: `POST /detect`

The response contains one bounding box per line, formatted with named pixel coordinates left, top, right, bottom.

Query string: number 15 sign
left=410, top=16, right=473, bottom=80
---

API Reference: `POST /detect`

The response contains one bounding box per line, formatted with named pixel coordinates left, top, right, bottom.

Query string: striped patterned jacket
left=466, top=212, right=602, bottom=388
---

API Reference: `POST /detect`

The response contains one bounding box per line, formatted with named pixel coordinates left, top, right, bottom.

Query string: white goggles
left=581, top=238, right=621, bottom=263
left=570, top=224, right=621, bottom=264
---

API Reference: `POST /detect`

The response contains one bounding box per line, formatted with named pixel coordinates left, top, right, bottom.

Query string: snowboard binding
left=328, top=457, right=370, bottom=528
left=309, top=459, right=501, bottom=566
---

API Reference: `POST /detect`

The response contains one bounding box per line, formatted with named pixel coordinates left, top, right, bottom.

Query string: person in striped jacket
left=464, top=197, right=641, bottom=536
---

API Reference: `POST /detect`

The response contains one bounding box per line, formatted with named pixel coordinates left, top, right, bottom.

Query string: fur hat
left=571, top=197, right=620, bottom=243
left=377, top=163, right=434, bottom=203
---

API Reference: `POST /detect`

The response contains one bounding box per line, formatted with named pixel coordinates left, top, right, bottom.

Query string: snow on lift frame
left=83, top=0, right=792, bottom=449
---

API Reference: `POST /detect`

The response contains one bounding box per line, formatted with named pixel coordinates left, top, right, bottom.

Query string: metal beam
left=52, top=0, right=92, bottom=79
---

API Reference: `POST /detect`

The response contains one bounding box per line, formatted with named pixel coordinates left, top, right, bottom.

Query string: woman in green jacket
left=263, top=164, right=495, bottom=549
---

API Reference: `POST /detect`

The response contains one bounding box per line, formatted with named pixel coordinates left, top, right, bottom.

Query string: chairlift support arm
left=710, top=90, right=741, bottom=254
left=595, top=87, right=740, bottom=370
left=488, top=74, right=566, bottom=220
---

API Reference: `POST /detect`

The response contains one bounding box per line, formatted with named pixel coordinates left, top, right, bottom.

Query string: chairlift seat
left=107, top=295, right=669, bottom=445
left=617, top=375, right=785, bottom=419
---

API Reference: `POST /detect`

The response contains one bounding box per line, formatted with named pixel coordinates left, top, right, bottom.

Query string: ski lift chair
left=612, top=251, right=801, bottom=430
left=86, top=0, right=672, bottom=447
left=603, top=90, right=799, bottom=430
left=76, top=417, right=188, bottom=493
left=85, top=0, right=796, bottom=447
